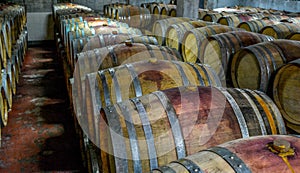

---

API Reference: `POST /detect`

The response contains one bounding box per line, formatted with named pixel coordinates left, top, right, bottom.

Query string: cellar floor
left=0, top=42, right=84, bottom=172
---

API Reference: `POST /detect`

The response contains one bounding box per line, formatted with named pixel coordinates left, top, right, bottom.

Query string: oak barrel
left=286, top=31, right=300, bottom=40
left=280, top=17, right=300, bottom=24
left=165, top=20, right=217, bottom=52
left=260, top=22, right=300, bottom=39
left=198, top=9, right=210, bottom=19
left=202, top=13, right=223, bottom=22
left=107, top=4, right=130, bottom=19
left=0, top=28, right=6, bottom=68
left=115, top=6, right=151, bottom=29
left=0, top=86, right=8, bottom=127
left=181, top=25, right=239, bottom=64
left=72, top=43, right=183, bottom=119
left=96, top=86, right=286, bottom=173
left=63, top=18, right=129, bottom=47
left=237, top=19, right=277, bottom=33
left=152, top=17, right=192, bottom=46
left=201, top=31, right=274, bottom=82
left=67, top=25, right=142, bottom=68
left=70, top=34, right=158, bottom=71
left=271, top=58, right=300, bottom=133
left=231, top=40, right=300, bottom=92
left=1, top=68, right=12, bottom=109
left=1, top=19, right=12, bottom=59
left=153, top=135, right=299, bottom=173
left=264, top=14, right=289, bottom=21
left=161, top=4, right=176, bottom=17
left=0, top=19, right=10, bottom=66
left=152, top=4, right=165, bottom=15
left=217, top=13, right=254, bottom=27
left=84, top=62, right=222, bottom=147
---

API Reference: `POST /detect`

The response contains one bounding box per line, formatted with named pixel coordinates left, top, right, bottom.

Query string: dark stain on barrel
left=139, top=70, right=164, bottom=88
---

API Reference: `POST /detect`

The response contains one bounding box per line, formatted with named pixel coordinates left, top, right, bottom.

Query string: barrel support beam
left=176, top=0, right=199, bottom=19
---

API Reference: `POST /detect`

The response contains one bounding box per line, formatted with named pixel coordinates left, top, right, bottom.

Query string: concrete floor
left=0, top=43, right=84, bottom=172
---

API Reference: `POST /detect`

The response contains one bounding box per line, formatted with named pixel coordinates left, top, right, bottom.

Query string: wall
left=72, top=0, right=126, bottom=11
left=206, top=0, right=240, bottom=9
left=242, top=0, right=300, bottom=12
left=6, top=0, right=300, bottom=13
left=27, top=12, right=55, bottom=41
left=5, top=0, right=56, bottom=41
left=71, top=0, right=169, bottom=12
left=69, top=0, right=300, bottom=12
left=10, top=0, right=57, bottom=12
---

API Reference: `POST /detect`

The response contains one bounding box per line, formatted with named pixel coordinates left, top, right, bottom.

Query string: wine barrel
left=115, top=6, right=151, bottom=29
left=152, top=135, right=299, bottom=173
left=202, top=13, right=223, bottom=22
left=260, top=22, right=300, bottom=39
left=161, top=4, right=176, bottom=17
left=181, top=25, right=240, bottom=64
left=271, top=59, right=300, bottom=133
left=93, top=25, right=142, bottom=36
left=11, top=45, right=20, bottom=86
left=2, top=68, right=12, bottom=109
left=6, top=58, right=16, bottom=95
left=103, top=4, right=110, bottom=17
left=67, top=25, right=142, bottom=69
left=145, top=2, right=159, bottom=14
left=231, top=40, right=300, bottom=92
left=59, top=15, right=106, bottom=41
left=201, top=31, right=274, bottom=82
left=152, top=4, right=165, bottom=15
left=152, top=17, right=194, bottom=46
left=281, top=17, right=300, bottom=24
left=103, top=3, right=124, bottom=18
left=165, top=21, right=217, bottom=52
left=239, top=6, right=260, bottom=13
left=0, top=86, right=8, bottom=127
left=66, top=27, right=95, bottom=67
left=60, top=16, right=97, bottom=37
left=84, top=62, right=222, bottom=147
left=72, top=43, right=183, bottom=119
left=63, top=18, right=125, bottom=50
left=286, top=31, right=300, bottom=40
left=70, top=34, right=158, bottom=70
left=63, top=20, right=89, bottom=48
left=8, top=15, right=18, bottom=45
left=237, top=19, right=278, bottom=33
left=60, top=17, right=83, bottom=44
left=0, top=19, right=11, bottom=65
left=97, top=86, right=286, bottom=173
left=217, top=13, right=254, bottom=27
left=263, top=14, right=289, bottom=21
left=198, top=9, right=210, bottom=19
left=1, top=16, right=13, bottom=60
left=108, top=4, right=130, bottom=19
left=169, top=8, right=176, bottom=17
left=0, top=28, right=6, bottom=68
left=85, top=18, right=111, bottom=28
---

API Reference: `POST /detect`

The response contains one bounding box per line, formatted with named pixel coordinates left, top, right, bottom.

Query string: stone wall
left=5, top=0, right=300, bottom=13
left=242, top=0, right=300, bottom=12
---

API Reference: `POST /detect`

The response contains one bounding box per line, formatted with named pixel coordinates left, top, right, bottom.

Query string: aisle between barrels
left=0, top=42, right=83, bottom=172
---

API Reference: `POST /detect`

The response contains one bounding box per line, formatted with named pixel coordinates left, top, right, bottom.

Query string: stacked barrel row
left=113, top=5, right=300, bottom=173
left=198, top=7, right=300, bottom=135
left=53, top=3, right=174, bottom=172
left=0, top=3, right=28, bottom=145
left=53, top=4, right=92, bottom=169
left=53, top=2, right=299, bottom=173
left=110, top=2, right=299, bottom=172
